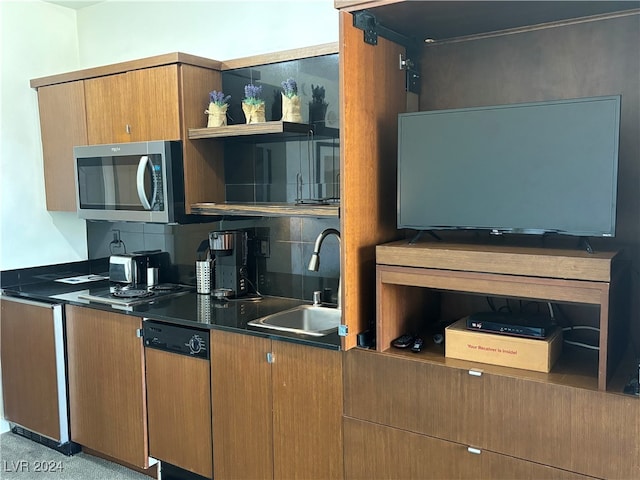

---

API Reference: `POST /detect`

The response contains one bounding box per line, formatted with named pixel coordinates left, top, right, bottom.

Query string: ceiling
left=44, top=1, right=103, bottom=10
left=355, top=1, right=640, bottom=44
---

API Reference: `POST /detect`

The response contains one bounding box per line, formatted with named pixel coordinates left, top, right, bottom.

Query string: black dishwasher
left=143, top=320, right=212, bottom=480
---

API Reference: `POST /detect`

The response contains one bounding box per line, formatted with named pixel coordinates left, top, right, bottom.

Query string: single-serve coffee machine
left=208, top=230, right=248, bottom=298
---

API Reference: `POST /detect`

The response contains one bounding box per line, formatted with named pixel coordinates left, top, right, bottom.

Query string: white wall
left=0, top=0, right=338, bottom=434
left=0, top=1, right=87, bottom=272
left=76, top=0, right=339, bottom=67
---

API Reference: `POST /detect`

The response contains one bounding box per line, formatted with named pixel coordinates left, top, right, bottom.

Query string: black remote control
left=391, top=334, right=414, bottom=349
left=411, top=337, right=424, bottom=353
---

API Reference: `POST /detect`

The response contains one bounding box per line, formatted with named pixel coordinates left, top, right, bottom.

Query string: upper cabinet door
left=127, top=65, right=181, bottom=142
left=37, top=80, right=88, bottom=211
left=85, top=72, right=130, bottom=144
left=85, top=65, right=181, bottom=144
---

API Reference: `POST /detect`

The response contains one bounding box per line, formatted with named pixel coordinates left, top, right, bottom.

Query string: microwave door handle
left=136, top=155, right=155, bottom=210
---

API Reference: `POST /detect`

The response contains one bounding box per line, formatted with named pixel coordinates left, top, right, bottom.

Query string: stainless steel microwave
left=74, top=140, right=187, bottom=223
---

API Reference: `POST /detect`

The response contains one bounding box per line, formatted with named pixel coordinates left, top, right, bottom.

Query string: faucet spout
left=308, top=228, right=340, bottom=271
left=308, top=228, right=341, bottom=309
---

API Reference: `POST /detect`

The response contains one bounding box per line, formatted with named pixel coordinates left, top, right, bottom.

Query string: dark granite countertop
left=1, top=267, right=341, bottom=351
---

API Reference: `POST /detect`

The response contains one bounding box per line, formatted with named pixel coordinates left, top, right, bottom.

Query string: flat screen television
left=397, top=95, right=621, bottom=238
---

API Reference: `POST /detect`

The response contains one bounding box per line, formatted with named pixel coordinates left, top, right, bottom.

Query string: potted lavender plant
left=280, top=78, right=302, bottom=123
left=205, top=90, right=231, bottom=127
left=242, top=83, right=266, bottom=124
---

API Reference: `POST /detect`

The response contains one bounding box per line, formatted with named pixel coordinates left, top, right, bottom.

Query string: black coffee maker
left=208, top=230, right=248, bottom=298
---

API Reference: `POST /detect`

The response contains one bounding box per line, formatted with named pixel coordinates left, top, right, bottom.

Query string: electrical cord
left=109, top=239, right=126, bottom=254
left=482, top=299, right=602, bottom=352
left=108, top=230, right=126, bottom=254
left=562, top=324, right=600, bottom=351
left=562, top=325, right=600, bottom=333
left=563, top=339, right=599, bottom=351
left=244, top=277, right=263, bottom=298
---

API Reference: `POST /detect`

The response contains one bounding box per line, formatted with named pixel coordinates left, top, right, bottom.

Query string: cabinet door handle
left=266, top=352, right=275, bottom=364
left=467, top=447, right=482, bottom=455
left=126, top=124, right=131, bottom=134
left=468, top=369, right=483, bottom=377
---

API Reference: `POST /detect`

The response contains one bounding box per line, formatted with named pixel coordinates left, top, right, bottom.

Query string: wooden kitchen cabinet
left=344, top=417, right=594, bottom=480
left=84, top=65, right=181, bottom=144
left=35, top=80, right=88, bottom=211
left=343, top=344, right=484, bottom=447
left=345, top=348, right=637, bottom=479
left=210, top=329, right=343, bottom=480
left=211, top=332, right=273, bottom=480
left=271, top=340, right=344, bottom=480
left=65, top=305, right=150, bottom=469
left=31, top=53, right=226, bottom=213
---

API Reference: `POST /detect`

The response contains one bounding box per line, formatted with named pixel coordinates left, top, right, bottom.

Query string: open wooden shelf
left=188, top=121, right=338, bottom=142
left=375, top=240, right=626, bottom=391
left=191, top=202, right=339, bottom=218
left=382, top=338, right=601, bottom=391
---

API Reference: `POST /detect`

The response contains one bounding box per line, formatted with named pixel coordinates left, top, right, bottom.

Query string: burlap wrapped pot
left=205, top=103, right=228, bottom=127
left=281, top=94, right=302, bottom=123
left=242, top=102, right=266, bottom=124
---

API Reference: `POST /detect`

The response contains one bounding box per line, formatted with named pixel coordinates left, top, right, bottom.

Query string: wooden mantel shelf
left=191, top=202, right=339, bottom=218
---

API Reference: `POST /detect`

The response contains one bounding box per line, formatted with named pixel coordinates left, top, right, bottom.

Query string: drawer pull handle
left=467, top=447, right=482, bottom=455
left=468, top=369, right=483, bottom=377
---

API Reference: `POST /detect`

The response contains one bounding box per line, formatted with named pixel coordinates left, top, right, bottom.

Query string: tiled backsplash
left=85, top=54, right=341, bottom=302
left=86, top=216, right=340, bottom=303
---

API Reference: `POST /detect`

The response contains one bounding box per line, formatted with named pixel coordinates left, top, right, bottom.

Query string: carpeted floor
left=0, top=432, right=151, bottom=480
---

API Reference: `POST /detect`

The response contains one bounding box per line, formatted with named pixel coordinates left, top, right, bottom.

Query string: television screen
left=397, top=95, right=621, bottom=237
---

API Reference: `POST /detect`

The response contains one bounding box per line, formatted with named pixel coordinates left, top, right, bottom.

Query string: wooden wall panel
left=339, top=11, right=407, bottom=349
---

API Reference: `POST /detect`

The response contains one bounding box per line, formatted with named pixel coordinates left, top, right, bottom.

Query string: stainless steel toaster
left=109, top=254, right=148, bottom=286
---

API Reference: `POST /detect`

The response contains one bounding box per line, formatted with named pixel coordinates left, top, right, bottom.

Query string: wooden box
left=445, top=318, right=563, bottom=372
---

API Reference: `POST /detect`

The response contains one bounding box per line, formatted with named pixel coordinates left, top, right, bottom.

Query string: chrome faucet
left=308, top=228, right=341, bottom=309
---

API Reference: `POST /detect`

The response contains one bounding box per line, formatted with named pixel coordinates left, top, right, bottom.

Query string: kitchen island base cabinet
left=65, top=305, right=151, bottom=469
left=210, top=330, right=343, bottom=480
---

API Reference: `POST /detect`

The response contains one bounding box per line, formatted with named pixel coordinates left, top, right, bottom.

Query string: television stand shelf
left=375, top=240, right=627, bottom=391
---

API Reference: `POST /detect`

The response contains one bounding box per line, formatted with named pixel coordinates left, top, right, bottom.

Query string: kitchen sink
left=247, top=305, right=341, bottom=336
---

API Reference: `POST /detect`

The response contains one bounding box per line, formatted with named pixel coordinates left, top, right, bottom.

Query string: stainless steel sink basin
left=248, top=305, right=341, bottom=336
